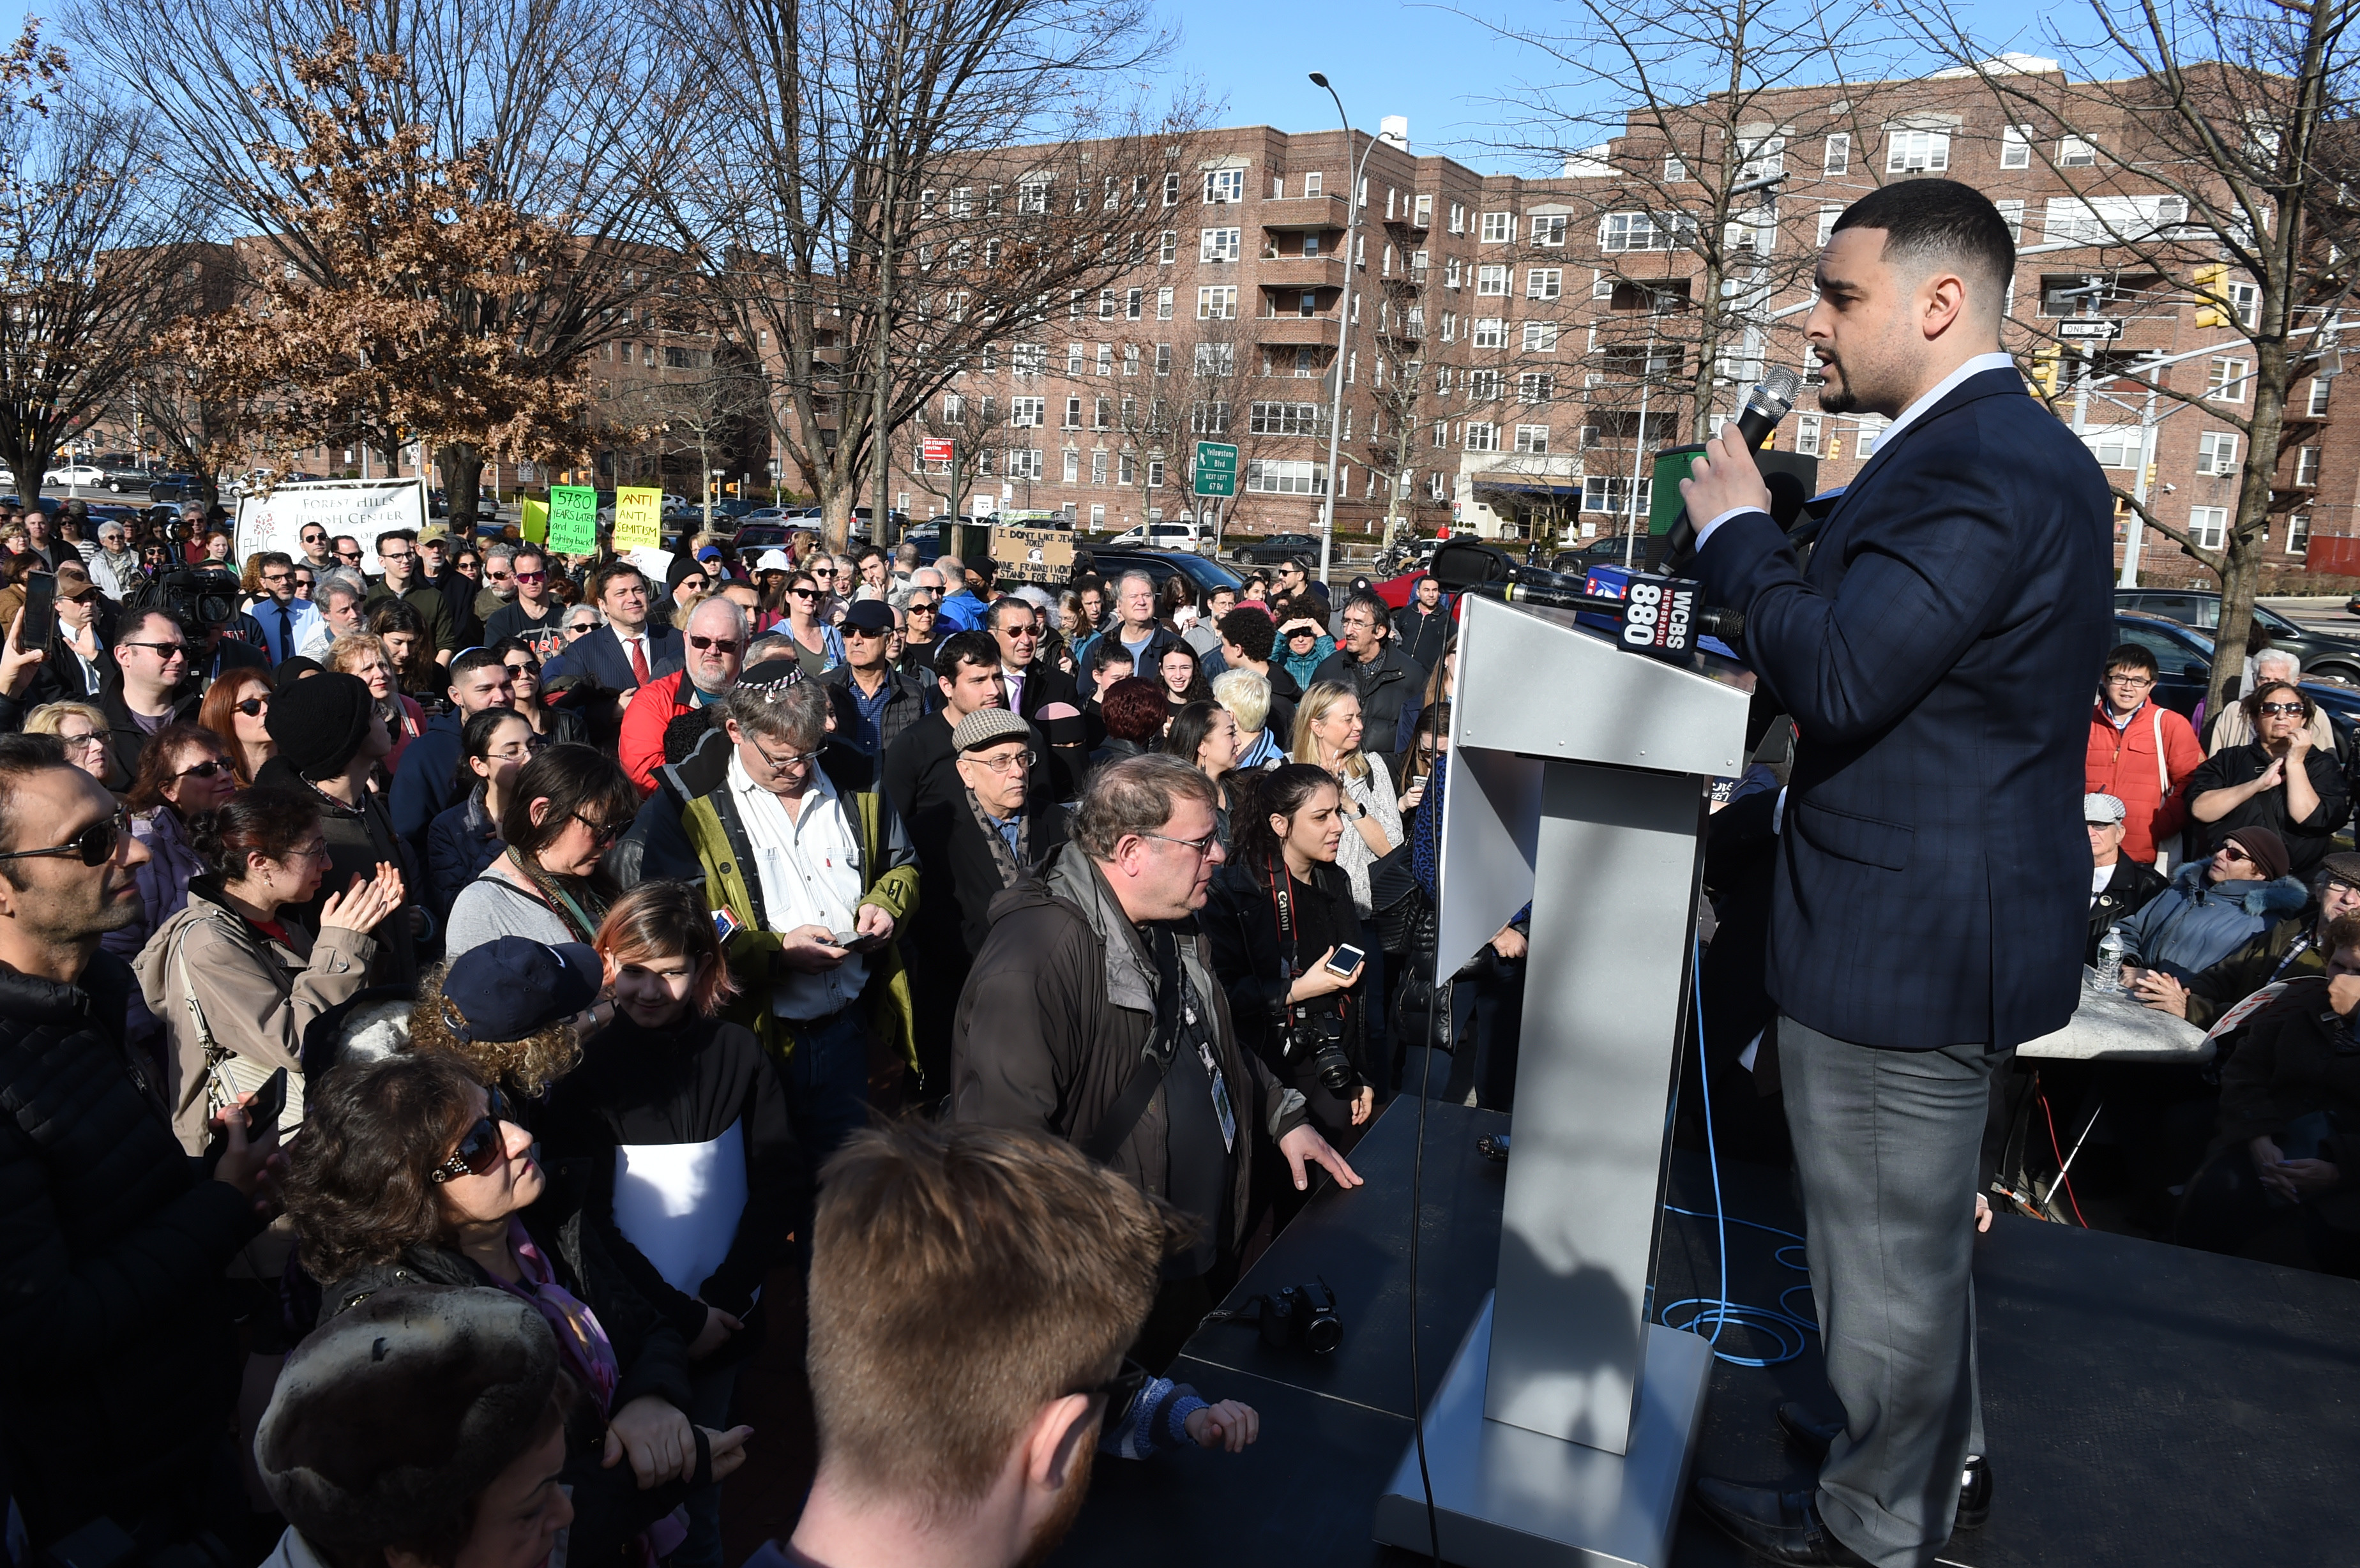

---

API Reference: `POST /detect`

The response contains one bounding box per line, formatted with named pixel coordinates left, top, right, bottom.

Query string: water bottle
left=2097, top=928, right=2130, bottom=989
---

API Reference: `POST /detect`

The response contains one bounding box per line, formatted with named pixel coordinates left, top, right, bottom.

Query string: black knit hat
left=256, top=1287, right=561, bottom=1555
left=266, top=671, right=376, bottom=780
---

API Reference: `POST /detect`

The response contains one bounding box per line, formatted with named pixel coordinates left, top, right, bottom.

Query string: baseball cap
left=437, top=937, right=601, bottom=1042
left=754, top=549, right=791, bottom=574
left=2082, top=793, right=2126, bottom=825
left=842, top=599, right=894, bottom=635
left=953, top=707, right=1034, bottom=752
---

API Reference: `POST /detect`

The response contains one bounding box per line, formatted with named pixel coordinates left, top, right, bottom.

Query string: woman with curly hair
left=1088, top=674, right=1169, bottom=773
left=284, top=1044, right=746, bottom=1568
left=197, top=665, right=278, bottom=784
left=326, top=629, right=429, bottom=775
left=445, top=743, right=639, bottom=958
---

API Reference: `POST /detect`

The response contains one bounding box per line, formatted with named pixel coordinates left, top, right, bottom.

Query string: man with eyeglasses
left=250, top=550, right=323, bottom=665
left=987, top=596, right=1087, bottom=801
left=618, top=598, right=746, bottom=793
left=101, top=610, right=201, bottom=788
left=635, top=666, right=919, bottom=1166
left=0, top=732, right=283, bottom=1556
left=363, top=529, right=458, bottom=664
left=483, top=545, right=569, bottom=664
left=389, top=647, right=517, bottom=860
left=951, top=753, right=1361, bottom=1368
left=1309, top=589, right=1421, bottom=757
left=2085, top=643, right=2205, bottom=870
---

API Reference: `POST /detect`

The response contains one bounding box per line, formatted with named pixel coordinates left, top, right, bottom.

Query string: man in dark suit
left=1678, top=180, right=2112, bottom=1567
left=545, top=559, right=684, bottom=708
left=985, top=595, right=1087, bottom=799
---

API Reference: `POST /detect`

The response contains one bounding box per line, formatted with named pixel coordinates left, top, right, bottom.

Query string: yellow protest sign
left=520, top=497, right=548, bottom=544
left=614, top=486, right=663, bottom=552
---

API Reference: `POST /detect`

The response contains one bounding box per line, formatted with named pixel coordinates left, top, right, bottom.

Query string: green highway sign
left=1193, top=441, right=1239, bottom=498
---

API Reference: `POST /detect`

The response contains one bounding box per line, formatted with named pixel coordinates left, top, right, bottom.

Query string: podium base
left=1373, top=1297, right=1713, bottom=1568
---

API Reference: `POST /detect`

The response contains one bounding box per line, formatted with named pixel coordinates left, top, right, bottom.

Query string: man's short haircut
left=255, top=550, right=293, bottom=574
left=1343, top=588, right=1391, bottom=633
left=375, top=529, right=418, bottom=552
left=912, top=568, right=945, bottom=591
left=2102, top=642, right=2159, bottom=679
left=484, top=543, right=517, bottom=569
left=511, top=545, right=546, bottom=571
left=934, top=628, right=1001, bottom=681
left=0, top=732, right=72, bottom=880
left=984, top=595, right=1036, bottom=633
left=447, top=645, right=509, bottom=690
left=894, top=541, right=919, bottom=567
left=1114, top=569, right=1155, bottom=599
left=587, top=560, right=645, bottom=602
left=1212, top=668, right=1273, bottom=734
left=2256, top=648, right=2301, bottom=677
left=1830, top=178, right=2015, bottom=311
left=722, top=672, right=830, bottom=750
left=112, top=607, right=179, bottom=649
left=686, top=595, right=748, bottom=644
left=1218, top=607, right=1275, bottom=663
left=1073, top=752, right=1219, bottom=858
left=319, top=569, right=368, bottom=608
left=808, top=1120, right=1171, bottom=1518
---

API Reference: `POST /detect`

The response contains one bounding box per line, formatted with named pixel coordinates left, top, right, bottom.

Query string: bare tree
left=1918, top=11, right=2360, bottom=713
left=660, top=0, right=1210, bottom=552
left=599, top=356, right=771, bottom=532
left=0, top=26, right=215, bottom=500
left=63, top=0, right=685, bottom=527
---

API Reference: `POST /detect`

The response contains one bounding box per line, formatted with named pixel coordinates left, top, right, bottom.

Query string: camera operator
left=0, top=733, right=278, bottom=1552
left=1204, top=764, right=1377, bottom=1161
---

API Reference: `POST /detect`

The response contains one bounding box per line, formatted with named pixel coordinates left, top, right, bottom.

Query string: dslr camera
left=1258, top=1279, right=1343, bottom=1356
left=1285, top=1002, right=1354, bottom=1092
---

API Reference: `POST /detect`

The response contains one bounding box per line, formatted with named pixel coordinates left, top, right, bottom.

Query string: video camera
left=130, top=566, right=243, bottom=633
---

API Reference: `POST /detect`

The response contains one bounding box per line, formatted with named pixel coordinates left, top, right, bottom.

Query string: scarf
left=965, top=787, right=1029, bottom=889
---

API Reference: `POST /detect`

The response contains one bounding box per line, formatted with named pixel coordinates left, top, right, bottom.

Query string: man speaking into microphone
left=1677, top=180, right=2111, bottom=1567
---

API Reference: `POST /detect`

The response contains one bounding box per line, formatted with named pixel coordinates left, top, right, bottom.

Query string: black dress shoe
left=1770, top=1406, right=1994, bottom=1534
left=1691, top=1476, right=1878, bottom=1566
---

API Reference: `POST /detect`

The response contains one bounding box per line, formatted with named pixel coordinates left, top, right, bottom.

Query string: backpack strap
left=1078, top=926, right=1186, bottom=1166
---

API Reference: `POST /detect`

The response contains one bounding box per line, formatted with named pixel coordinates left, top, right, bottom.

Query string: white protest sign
left=234, top=478, right=430, bottom=569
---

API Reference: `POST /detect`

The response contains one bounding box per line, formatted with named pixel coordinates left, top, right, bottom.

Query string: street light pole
left=1311, top=72, right=1374, bottom=588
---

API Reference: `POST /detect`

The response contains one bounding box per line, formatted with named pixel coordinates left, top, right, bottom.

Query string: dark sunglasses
left=2258, top=702, right=2306, bottom=716
left=688, top=634, right=741, bottom=652
left=232, top=697, right=269, bottom=717
left=513, top=569, right=547, bottom=584
left=177, top=757, right=232, bottom=780
left=788, top=587, right=821, bottom=599
left=428, top=1086, right=517, bottom=1184
left=504, top=659, right=538, bottom=676
left=571, top=811, right=627, bottom=847
left=60, top=586, right=97, bottom=605
left=0, top=808, right=127, bottom=867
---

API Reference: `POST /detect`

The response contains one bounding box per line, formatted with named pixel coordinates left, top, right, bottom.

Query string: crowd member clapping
left=546, top=882, right=801, bottom=1568
left=199, top=665, right=277, bottom=784
left=446, top=743, right=637, bottom=956
left=0, top=733, right=277, bottom=1554
left=2186, top=680, right=2351, bottom=875
left=259, top=672, right=420, bottom=985
left=139, top=786, right=404, bottom=1152
left=428, top=707, right=540, bottom=921
left=1204, top=763, right=1377, bottom=1154
left=285, top=1044, right=748, bottom=1567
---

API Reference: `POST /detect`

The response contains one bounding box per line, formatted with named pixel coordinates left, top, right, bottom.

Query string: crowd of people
left=0, top=502, right=1524, bottom=1568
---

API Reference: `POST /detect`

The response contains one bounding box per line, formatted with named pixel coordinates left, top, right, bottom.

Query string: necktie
left=1007, top=670, right=1024, bottom=712
left=275, top=602, right=294, bottom=661
left=628, top=635, right=651, bottom=686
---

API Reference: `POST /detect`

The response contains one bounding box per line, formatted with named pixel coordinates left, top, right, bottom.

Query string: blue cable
left=1657, top=935, right=1820, bottom=1368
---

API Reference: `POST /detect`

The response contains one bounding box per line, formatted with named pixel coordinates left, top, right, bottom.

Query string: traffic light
left=2031, top=345, right=2064, bottom=396
left=2193, top=264, right=2228, bottom=328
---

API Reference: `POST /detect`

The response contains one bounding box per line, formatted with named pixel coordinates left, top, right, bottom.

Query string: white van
left=1104, top=518, right=1209, bottom=552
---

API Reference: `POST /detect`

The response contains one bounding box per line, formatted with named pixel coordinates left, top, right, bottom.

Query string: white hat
left=2084, top=792, right=2126, bottom=825
left=754, top=548, right=792, bottom=574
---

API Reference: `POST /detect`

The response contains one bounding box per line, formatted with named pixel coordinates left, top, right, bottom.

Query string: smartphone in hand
left=1325, top=944, right=1366, bottom=978
left=16, top=571, right=53, bottom=654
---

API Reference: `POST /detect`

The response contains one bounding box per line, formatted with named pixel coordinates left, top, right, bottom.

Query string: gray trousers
left=1780, top=1016, right=2002, bottom=1568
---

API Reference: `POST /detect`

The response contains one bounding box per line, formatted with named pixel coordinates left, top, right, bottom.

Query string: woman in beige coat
left=136, top=785, right=406, bottom=1154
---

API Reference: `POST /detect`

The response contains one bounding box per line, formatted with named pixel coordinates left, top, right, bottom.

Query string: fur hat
left=256, top=1287, right=560, bottom=1554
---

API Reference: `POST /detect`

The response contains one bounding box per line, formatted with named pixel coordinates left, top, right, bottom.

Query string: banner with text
left=547, top=486, right=598, bottom=554
left=234, top=478, right=428, bottom=567
left=614, top=486, right=663, bottom=552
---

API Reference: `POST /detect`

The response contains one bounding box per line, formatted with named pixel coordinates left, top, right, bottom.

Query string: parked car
left=1104, top=520, right=1207, bottom=552
left=732, top=522, right=792, bottom=554
left=2116, top=589, right=2360, bottom=686
left=1231, top=531, right=1321, bottom=566
left=1083, top=547, right=1244, bottom=600
left=2110, top=610, right=2219, bottom=718
left=148, top=472, right=204, bottom=504
left=43, top=464, right=103, bottom=486
left=97, top=456, right=151, bottom=492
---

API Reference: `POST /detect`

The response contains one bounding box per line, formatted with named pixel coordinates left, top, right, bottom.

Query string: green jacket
left=663, top=734, right=920, bottom=1072
left=2186, top=914, right=2324, bottom=1031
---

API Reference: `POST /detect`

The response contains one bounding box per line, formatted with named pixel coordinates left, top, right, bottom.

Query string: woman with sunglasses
left=446, top=744, right=639, bottom=960
left=22, top=701, right=111, bottom=781
left=497, top=637, right=587, bottom=747
left=781, top=570, right=843, bottom=679
left=2186, top=679, right=2354, bottom=876
left=198, top=667, right=278, bottom=785
left=428, top=707, right=541, bottom=923
left=137, top=787, right=403, bottom=1154
left=100, top=723, right=240, bottom=1054
left=326, top=631, right=429, bottom=777
left=287, top=1048, right=745, bottom=1567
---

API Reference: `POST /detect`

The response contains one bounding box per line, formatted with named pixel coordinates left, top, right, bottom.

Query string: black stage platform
left=1050, top=1097, right=2360, bottom=1567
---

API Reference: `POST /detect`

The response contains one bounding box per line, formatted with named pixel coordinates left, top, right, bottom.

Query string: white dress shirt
left=1695, top=351, right=2019, bottom=554
left=726, top=749, right=870, bottom=1019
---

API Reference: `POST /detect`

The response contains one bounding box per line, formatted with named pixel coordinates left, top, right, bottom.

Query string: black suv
left=2114, top=589, right=2360, bottom=686
left=1231, top=532, right=1320, bottom=566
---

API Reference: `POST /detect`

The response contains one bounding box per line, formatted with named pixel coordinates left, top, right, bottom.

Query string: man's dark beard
left=1015, top=1441, right=1095, bottom=1568
left=1817, top=374, right=1857, bottom=416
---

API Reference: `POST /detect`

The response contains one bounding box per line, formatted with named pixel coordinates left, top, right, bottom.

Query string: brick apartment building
left=874, top=57, right=2344, bottom=587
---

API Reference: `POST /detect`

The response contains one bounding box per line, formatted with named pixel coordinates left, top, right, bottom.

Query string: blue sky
left=1154, top=0, right=2082, bottom=173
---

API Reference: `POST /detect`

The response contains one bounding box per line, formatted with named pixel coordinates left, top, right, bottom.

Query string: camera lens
left=1303, top=1313, right=1343, bottom=1355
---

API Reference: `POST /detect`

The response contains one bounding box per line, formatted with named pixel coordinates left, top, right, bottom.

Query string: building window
left=1098, top=290, right=1117, bottom=320
left=1200, top=227, right=1241, bottom=262
left=2296, top=445, right=2320, bottom=486
left=2310, top=377, right=2333, bottom=417
left=1526, top=268, right=1562, bottom=300
left=1664, top=154, right=1689, bottom=181
left=1480, top=211, right=1514, bottom=243
left=1582, top=476, right=1651, bottom=514
left=1530, top=214, right=1568, bottom=246
left=2228, top=282, right=2260, bottom=329
left=1476, top=264, right=1509, bottom=296
left=1062, top=395, right=1082, bottom=429
left=2084, top=426, right=2144, bottom=468
left=1091, top=450, right=1108, bottom=485
left=1250, top=401, right=1325, bottom=435
left=2195, top=430, right=2240, bottom=475
left=1190, top=401, right=1229, bottom=434
left=1430, top=470, right=1448, bottom=500
left=1010, top=397, right=1045, bottom=428
left=1885, top=129, right=1950, bottom=173
left=1063, top=448, right=1080, bottom=483
left=1162, top=172, right=1180, bottom=207
left=1126, top=289, right=1143, bottom=320
left=1468, top=368, right=1502, bottom=401
left=1794, top=414, right=1823, bottom=455
left=1994, top=200, right=2024, bottom=243
left=1817, top=204, right=1843, bottom=246
left=1440, top=312, right=1456, bottom=342
left=1823, top=133, right=1850, bottom=174
left=1449, top=202, right=1465, bottom=233
left=1146, top=458, right=1165, bottom=488
left=1513, top=424, right=1551, bottom=453
left=1158, top=230, right=1177, bottom=264
left=2001, top=124, right=2031, bottom=169
left=1599, top=211, right=1693, bottom=252
left=1517, top=373, right=1554, bottom=404
left=1244, top=458, right=1327, bottom=495
left=1521, top=321, right=1559, bottom=352
left=1432, top=419, right=1449, bottom=448
left=2190, top=505, right=2228, bottom=550
left=949, top=186, right=973, bottom=217
left=1415, top=193, right=1433, bottom=226
left=1124, top=344, right=1140, bottom=376
left=1203, top=168, right=1244, bottom=204
left=1196, top=286, right=1237, bottom=320
left=2291, top=511, right=2312, bottom=553
left=1118, top=453, right=1137, bottom=485
left=1010, top=449, right=1044, bottom=481
left=2206, top=358, right=2250, bottom=401
left=2059, top=136, right=2098, bottom=167
left=1472, top=318, right=1504, bottom=348
left=1012, top=343, right=1045, bottom=377
left=1092, top=396, right=1110, bottom=430
left=1464, top=422, right=1499, bottom=452
left=1091, top=504, right=1107, bottom=527
left=1157, top=287, right=1174, bottom=320
left=1193, top=343, right=1235, bottom=377
left=1155, top=343, right=1171, bottom=375
left=1737, top=135, right=1784, bottom=180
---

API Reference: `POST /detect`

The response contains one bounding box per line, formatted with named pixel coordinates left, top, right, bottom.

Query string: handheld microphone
left=1661, top=366, right=1806, bottom=571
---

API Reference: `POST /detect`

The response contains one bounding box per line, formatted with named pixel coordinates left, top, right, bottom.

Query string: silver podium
left=1373, top=592, right=1751, bottom=1568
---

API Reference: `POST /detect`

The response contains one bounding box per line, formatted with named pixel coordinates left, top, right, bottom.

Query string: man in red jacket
left=2089, top=642, right=2203, bottom=866
left=619, top=598, right=745, bottom=791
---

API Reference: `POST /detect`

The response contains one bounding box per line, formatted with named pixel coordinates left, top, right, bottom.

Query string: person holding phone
left=1205, top=764, right=1377, bottom=1155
